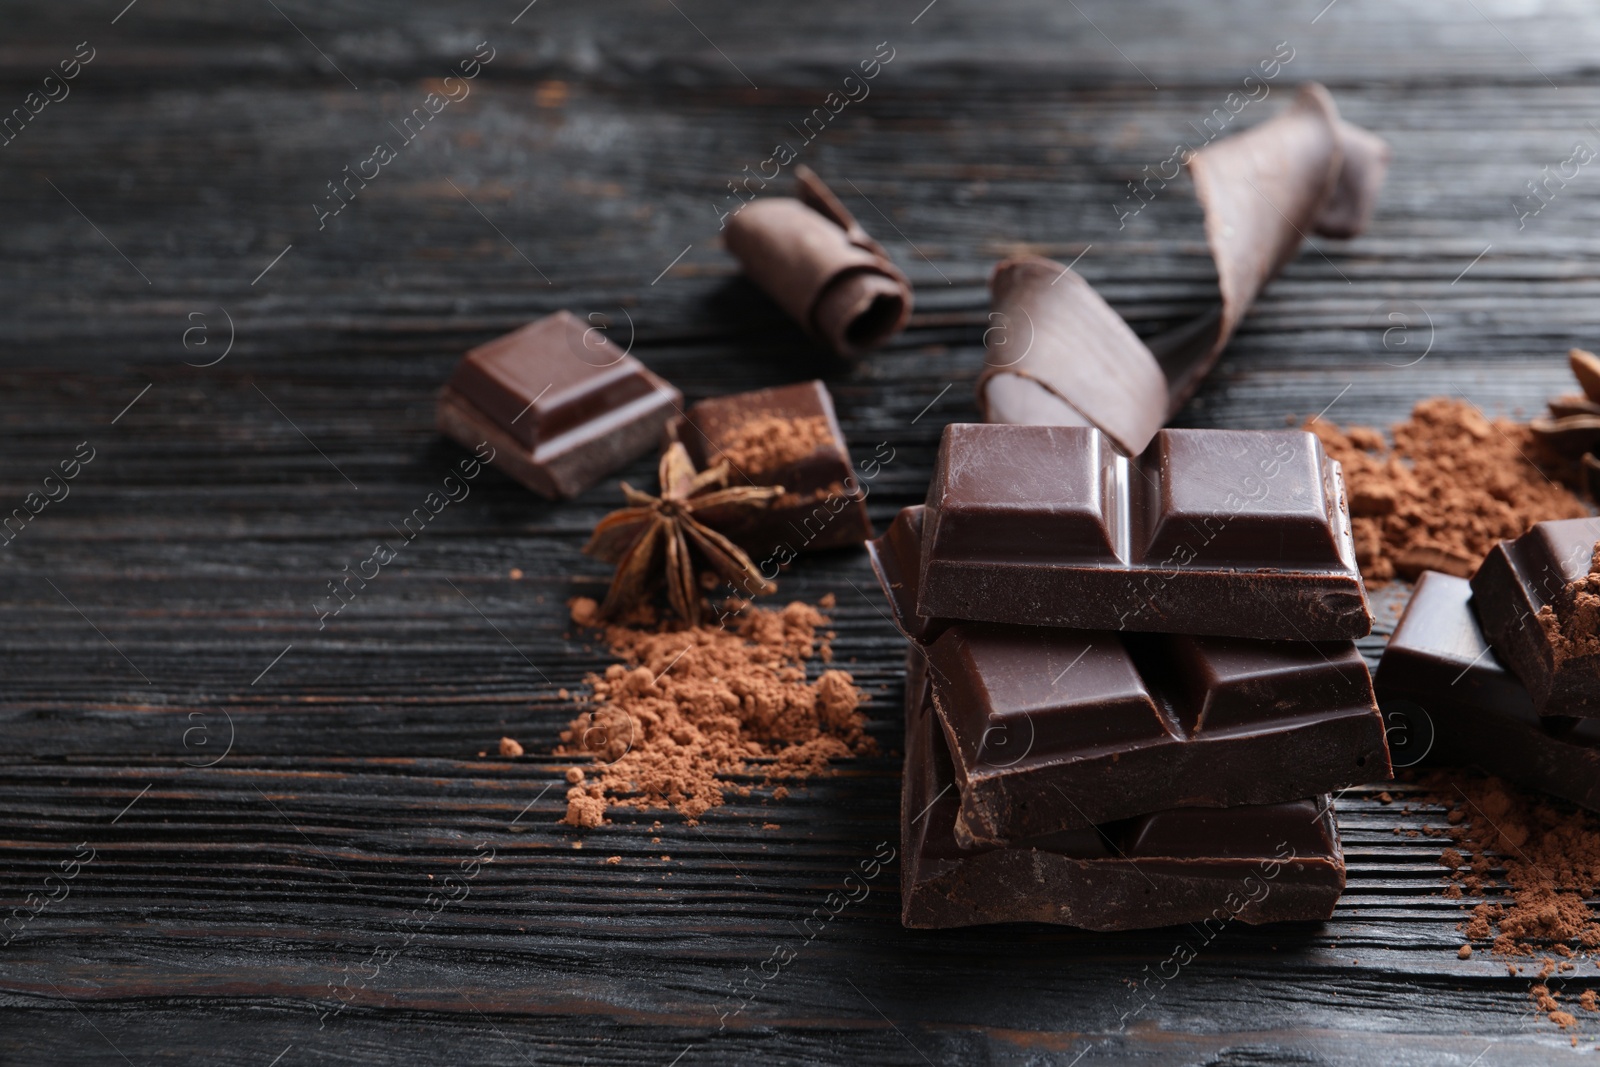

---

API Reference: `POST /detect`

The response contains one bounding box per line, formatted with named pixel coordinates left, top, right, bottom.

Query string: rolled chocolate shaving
left=723, top=165, right=913, bottom=359
left=1571, top=347, right=1600, bottom=404
left=1550, top=394, right=1600, bottom=420
left=1531, top=414, right=1600, bottom=457
left=1583, top=453, right=1600, bottom=501
left=980, top=83, right=1390, bottom=455
left=981, top=260, right=1168, bottom=456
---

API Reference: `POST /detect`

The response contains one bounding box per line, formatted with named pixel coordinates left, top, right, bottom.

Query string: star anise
left=583, top=443, right=784, bottom=623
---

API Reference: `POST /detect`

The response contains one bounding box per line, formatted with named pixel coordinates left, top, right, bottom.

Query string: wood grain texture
left=3, top=1, right=1599, bottom=1063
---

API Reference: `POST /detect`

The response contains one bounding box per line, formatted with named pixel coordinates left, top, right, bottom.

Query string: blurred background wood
left=1, top=0, right=1597, bottom=1063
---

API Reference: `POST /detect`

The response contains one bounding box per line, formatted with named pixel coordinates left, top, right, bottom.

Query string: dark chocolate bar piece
left=915, top=423, right=1370, bottom=641
left=920, top=620, right=1388, bottom=846
left=902, top=651, right=1347, bottom=930
left=437, top=311, right=682, bottom=499
left=865, top=505, right=940, bottom=643
left=1469, top=517, right=1600, bottom=716
left=979, top=85, right=1389, bottom=455
left=723, top=167, right=912, bottom=359
left=670, top=380, right=871, bottom=556
left=1376, top=570, right=1600, bottom=812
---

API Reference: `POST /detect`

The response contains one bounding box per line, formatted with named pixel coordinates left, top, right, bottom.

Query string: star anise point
left=583, top=443, right=783, bottom=622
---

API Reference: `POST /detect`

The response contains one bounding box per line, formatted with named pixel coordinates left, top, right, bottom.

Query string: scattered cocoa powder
left=1424, top=772, right=1600, bottom=1035
left=498, top=736, right=523, bottom=757
left=1459, top=944, right=1473, bottom=960
left=716, top=414, right=833, bottom=476
left=1538, top=543, right=1600, bottom=667
left=556, top=596, right=874, bottom=827
left=1309, top=398, right=1588, bottom=582
left=1533, top=984, right=1580, bottom=1033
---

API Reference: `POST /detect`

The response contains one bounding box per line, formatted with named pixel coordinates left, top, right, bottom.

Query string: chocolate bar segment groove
left=1376, top=570, right=1600, bottom=812
left=437, top=311, right=682, bottom=499
left=1469, top=517, right=1600, bottom=716
left=902, top=651, right=1348, bottom=930
left=922, top=621, right=1390, bottom=846
left=723, top=166, right=912, bottom=359
left=914, top=423, right=1370, bottom=641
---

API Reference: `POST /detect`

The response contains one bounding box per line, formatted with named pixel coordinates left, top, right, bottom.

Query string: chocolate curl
left=980, top=83, right=1390, bottom=455
left=723, top=165, right=913, bottom=359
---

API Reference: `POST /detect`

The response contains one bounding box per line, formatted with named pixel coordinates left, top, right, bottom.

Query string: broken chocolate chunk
left=1470, top=517, right=1600, bottom=715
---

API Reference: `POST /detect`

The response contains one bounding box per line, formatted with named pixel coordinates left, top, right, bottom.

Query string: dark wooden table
left=4, top=1, right=1599, bottom=1063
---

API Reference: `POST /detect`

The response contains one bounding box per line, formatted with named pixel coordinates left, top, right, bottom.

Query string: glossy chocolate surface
left=437, top=311, right=682, bottom=500
left=919, top=620, right=1388, bottom=846
left=902, top=652, right=1347, bottom=930
left=1469, top=517, right=1600, bottom=715
left=671, top=380, right=871, bottom=555
left=1376, top=570, right=1600, bottom=811
left=915, top=424, right=1370, bottom=641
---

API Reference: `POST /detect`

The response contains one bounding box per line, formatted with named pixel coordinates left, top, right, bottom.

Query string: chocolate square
left=1469, top=517, right=1600, bottom=715
left=671, top=380, right=871, bottom=555
left=1376, top=569, right=1600, bottom=810
left=920, top=621, right=1388, bottom=846
left=912, top=424, right=1369, bottom=641
left=436, top=311, right=682, bottom=499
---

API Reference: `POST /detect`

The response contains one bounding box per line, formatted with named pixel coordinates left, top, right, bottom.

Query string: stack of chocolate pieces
left=1376, top=517, right=1600, bottom=810
left=870, top=423, right=1392, bottom=930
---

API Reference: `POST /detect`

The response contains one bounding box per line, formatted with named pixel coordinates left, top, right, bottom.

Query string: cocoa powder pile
left=716, top=414, right=832, bottom=475
left=1423, top=773, right=1600, bottom=1037
left=1539, top=543, right=1600, bottom=667
left=556, top=594, right=874, bottom=827
left=1309, top=398, right=1588, bottom=582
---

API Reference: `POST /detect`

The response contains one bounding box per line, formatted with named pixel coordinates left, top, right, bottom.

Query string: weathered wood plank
left=5, top=0, right=1600, bottom=1063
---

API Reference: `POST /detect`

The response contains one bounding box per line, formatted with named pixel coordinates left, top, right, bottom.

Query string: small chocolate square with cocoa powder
left=669, top=380, right=872, bottom=557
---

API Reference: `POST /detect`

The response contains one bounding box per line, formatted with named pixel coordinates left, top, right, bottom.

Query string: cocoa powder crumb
left=1427, top=772, right=1600, bottom=1035
left=1459, top=944, right=1473, bottom=960
left=555, top=599, right=873, bottom=826
left=717, top=414, right=833, bottom=476
left=1310, top=398, right=1588, bottom=582
left=570, top=596, right=602, bottom=628
left=498, top=736, right=523, bottom=757
left=1537, top=542, right=1600, bottom=667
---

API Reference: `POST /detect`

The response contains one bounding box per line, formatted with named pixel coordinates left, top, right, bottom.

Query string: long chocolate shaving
left=979, top=83, right=1390, bottom=455
left=723, top=165, right=913, bottom=359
